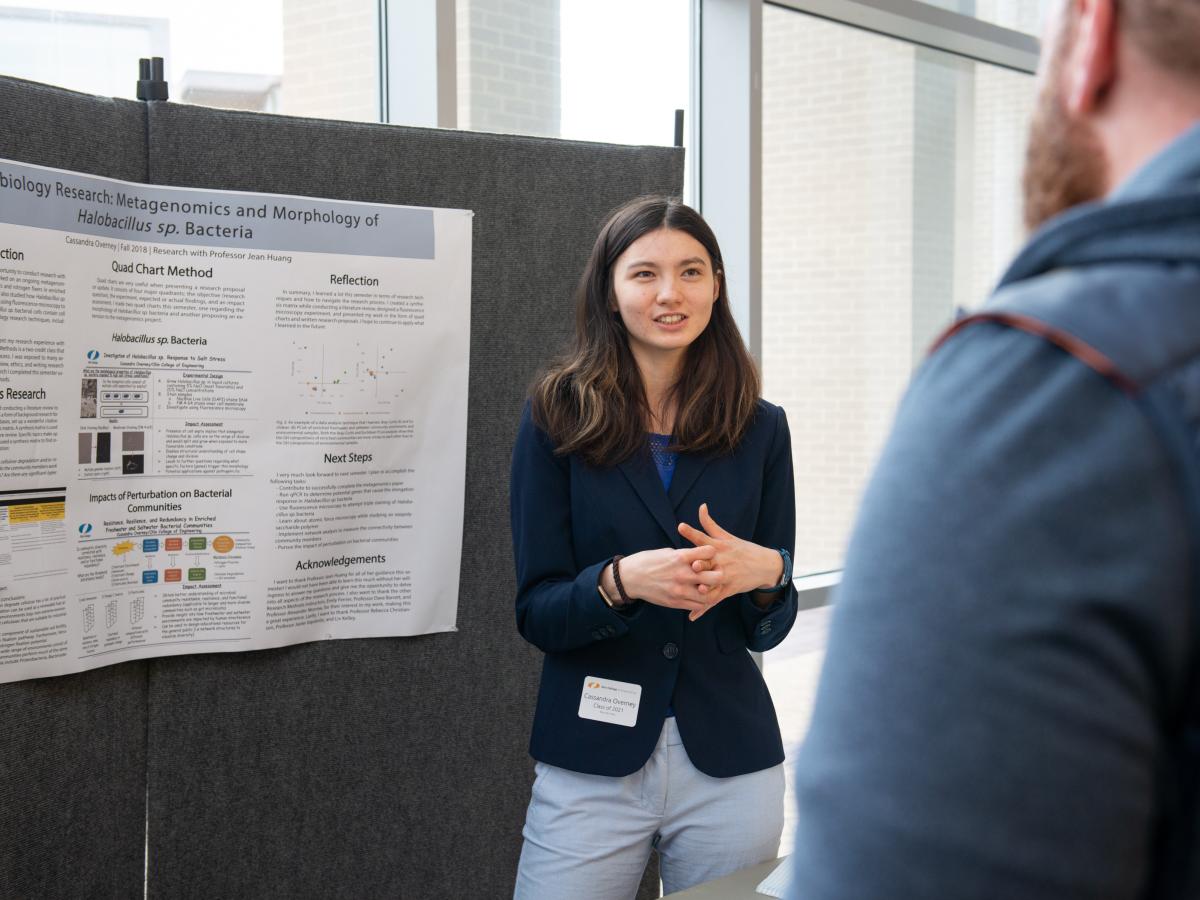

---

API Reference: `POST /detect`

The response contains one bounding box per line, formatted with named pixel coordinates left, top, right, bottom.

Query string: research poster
left=0, top=158, right=472, bottom=684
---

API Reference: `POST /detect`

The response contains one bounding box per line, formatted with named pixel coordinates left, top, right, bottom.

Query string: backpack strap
left=932, top=309, right=1200, bottom=898
left=931, top=310, right=1139, bottom=394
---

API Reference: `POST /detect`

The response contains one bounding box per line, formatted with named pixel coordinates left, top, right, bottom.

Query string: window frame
left=699, top=0, right=1040, bottom=607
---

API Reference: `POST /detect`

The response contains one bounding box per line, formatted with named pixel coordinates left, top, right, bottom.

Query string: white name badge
left=578, top=675, right=642, bottom=728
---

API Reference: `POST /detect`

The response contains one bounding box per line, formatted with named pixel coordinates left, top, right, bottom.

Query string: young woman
left=509, top=196, right=798, bottom=899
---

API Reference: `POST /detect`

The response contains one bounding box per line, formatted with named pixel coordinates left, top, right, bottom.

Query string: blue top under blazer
left=510, top=399, right=799, bottom=778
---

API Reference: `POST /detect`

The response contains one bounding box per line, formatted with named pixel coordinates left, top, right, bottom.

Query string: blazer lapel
left=668, top=452, right=712, bottom=515
left=617, top=456, right=681, bottom=546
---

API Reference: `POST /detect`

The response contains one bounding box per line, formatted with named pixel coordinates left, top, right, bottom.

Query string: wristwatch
left=760, top=548, right=792, bottom=592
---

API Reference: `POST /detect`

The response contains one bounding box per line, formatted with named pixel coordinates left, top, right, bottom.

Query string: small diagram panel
left=77, top=367, right=154, bottom=478
left=77, top=429, right=150, bottom=471
left=100, top=405, right=149, bottom=418
left=100, top=388, right=149, bottom=418
left=290, top=341, right=406, bottom=409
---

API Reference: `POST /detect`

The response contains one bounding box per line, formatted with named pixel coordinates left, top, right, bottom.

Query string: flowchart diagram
left=126, top=533, right=237, bottom=586
left=77, top=532, right=245, bottom=637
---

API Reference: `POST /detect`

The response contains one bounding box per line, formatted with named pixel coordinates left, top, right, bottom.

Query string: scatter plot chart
left=290, top=342, right=407, bottom=409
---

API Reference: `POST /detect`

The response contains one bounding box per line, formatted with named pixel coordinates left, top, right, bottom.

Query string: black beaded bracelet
left=611, top=554, right=633, bottom=606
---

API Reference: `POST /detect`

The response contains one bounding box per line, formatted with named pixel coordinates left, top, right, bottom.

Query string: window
left=1, top=1, right=379, bottom=120
left=760, top=2, right=1036, bottom=847
left=456, top=0, right=691, bottom=148
left=762, top=4, right=1033, bottom=578
left=922, top=0, right=1052, bottom=37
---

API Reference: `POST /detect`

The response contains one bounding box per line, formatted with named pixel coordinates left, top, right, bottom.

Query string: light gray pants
left=513, top=717, right=784, bottom=899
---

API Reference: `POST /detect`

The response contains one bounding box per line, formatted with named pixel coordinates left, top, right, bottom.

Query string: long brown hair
left=530, top=195, right=761, bottom=466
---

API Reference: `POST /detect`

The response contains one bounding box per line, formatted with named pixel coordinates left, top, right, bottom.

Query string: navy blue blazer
left=510, top=399, right=798, bottom=778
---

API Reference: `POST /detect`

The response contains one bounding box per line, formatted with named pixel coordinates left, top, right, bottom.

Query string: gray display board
left=0, top=76, right=683, bottom=899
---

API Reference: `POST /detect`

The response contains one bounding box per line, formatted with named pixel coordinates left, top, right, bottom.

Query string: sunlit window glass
left=761, top=3, right=1036, bottom=849
left=919, top=0, right=1053, bottom=37
left=456, top=0, right=690, bottom=149
left=0, top=1, right=379, bottom=121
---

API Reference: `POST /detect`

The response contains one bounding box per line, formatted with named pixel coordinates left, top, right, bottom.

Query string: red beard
left=1021, top=23, right=1109, bottom=232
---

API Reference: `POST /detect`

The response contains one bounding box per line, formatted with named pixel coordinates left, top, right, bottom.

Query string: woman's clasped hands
left=678, top=503, right=785, bottom=620
left=612, top=544, right=723, bottom=616
left=612, top=504, right=783, bottom=621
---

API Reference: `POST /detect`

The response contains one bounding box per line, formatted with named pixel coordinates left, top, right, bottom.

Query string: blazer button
left=662, top=642, right=679, bottom=660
